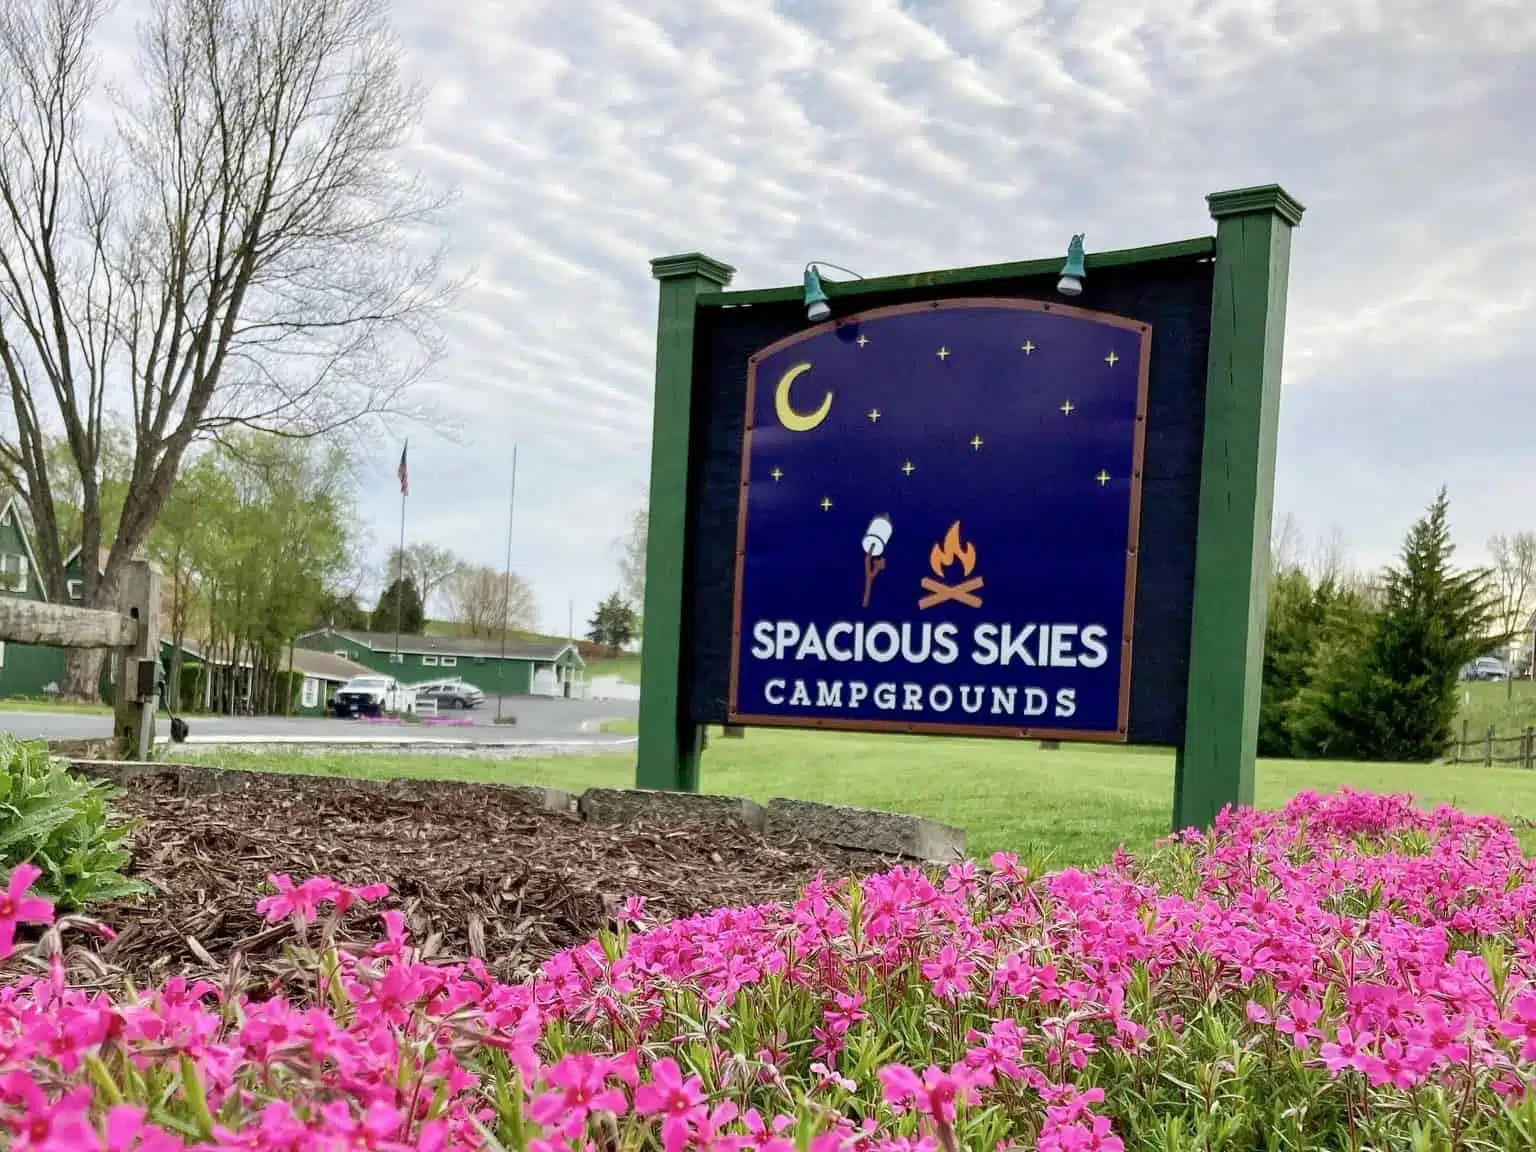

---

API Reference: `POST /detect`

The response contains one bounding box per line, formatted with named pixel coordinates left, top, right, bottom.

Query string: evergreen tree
left=372, top=576, right=425, bottom=636
left=1259, top=567, right=1324, bottom=757
left=1281, top=583, right=1378, bottom=758
left=586, top=592, right=638, bottom=656
left=315, top=591, right=369, bottom=631
left=1297, top=489, right=1500, bottom=761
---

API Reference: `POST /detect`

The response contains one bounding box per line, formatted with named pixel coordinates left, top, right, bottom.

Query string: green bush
left=0, top=736, right=146, bottom=911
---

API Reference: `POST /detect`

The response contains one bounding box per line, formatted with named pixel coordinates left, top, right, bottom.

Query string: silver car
left=413, top=677, right=485, bottom=710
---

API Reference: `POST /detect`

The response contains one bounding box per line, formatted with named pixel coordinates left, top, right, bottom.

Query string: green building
left=0, top=497, right=67, bottom=698
left=296, top=627, right=586, bottom=697
left=162, top=639, right=373, bottom=716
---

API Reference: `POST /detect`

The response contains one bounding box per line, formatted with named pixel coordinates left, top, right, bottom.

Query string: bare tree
left=613, top=493, right=647, bottom=607
left=1269, top=511, right=1304, bottom=575
left=1307, top=526, right=1351, bottom=587
left=446, top=562, right=536, bottom=639
left=0, top=0, right=449, bottom=698
left=1490, top=532, right=1536, bottom=684
left=384, top=543, right=460, bottom=616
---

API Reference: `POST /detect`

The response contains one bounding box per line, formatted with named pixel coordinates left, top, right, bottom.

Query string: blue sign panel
left=728, top=299, right=1150, bottom=741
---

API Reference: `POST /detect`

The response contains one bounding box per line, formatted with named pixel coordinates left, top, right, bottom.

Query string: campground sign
left=635, top=185, right=1303, bottom=831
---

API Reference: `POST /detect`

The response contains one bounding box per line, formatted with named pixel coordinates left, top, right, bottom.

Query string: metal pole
left=497, top=444, right=518, bottom=720
left=395, top=442, right=407, bottom=659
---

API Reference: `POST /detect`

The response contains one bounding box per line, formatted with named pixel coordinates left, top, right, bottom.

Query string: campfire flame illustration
left=929, top=521, right=977, bottom=579
left=919, top=520, right=984, bottom=610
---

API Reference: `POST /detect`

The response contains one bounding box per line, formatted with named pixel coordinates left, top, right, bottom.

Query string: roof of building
left=288, top=648, right=374, bottom=682
left=310, top=627, right=581, bottom=663
left=0, top=496, right=49, bottom=603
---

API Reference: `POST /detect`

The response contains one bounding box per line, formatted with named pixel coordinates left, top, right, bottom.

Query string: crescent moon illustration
left=774, top=361, right=833, bottom=432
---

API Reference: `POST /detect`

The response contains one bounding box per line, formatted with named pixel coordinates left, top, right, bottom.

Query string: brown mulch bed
left=28, top=770, right=896, bottom=994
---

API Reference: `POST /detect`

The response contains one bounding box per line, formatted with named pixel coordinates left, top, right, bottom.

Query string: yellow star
left=1060, top=400, right=1074, bottom=416
left=867, top=408, right=881, bottom=423
left=820, top=496, right=833, bottom=510
left=1096, top=470, right=1111, bottom=486
left=856, top=333, right=869, bottom=348
left=937, top=346, right=951, bottom=361
left=771, top=467, right=783, bottom=481
left=970, top=435, right=984, bottom=451
left=901, top=461, right=915, bottom=476
left=1105, top=351, right=1119, bottom=367
left=1021, top=340, right=1035, bottom=355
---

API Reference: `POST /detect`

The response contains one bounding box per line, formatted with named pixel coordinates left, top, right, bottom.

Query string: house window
left=0, top=641, right=6, bottom=668
left=388, top=652, right=404, bottom=664
left=440, top=655, right=457, bottom=667
left=301, top=678, right=319, bottom=708
left=334, top=650, right=349, bottom=658
left=0, top=554, right=27, bottom=593
left=421, top=655, right=439, bottom=667
left=67, top=579, right=83, bottom=600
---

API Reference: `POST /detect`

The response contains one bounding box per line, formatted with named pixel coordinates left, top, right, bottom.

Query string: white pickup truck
left=331, top=674, right=418, bottom=718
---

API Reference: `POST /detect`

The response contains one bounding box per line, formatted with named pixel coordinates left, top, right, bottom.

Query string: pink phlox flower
left=618, top=895, right=649, bottom=926
left=530, top=1052, right=629, bottom=1138
left=693, top=1100, right=747, bottom=1152
left=808, top=1061, right=857, bottom=1093
left=1319, top=1026, right=1375, bottom=1075
left=877, top=1063, right=985, bottom=1124
left=1498, top=989, right=1536, bottom=1060
left=742, top=1108, right=795, bottom=1152
left=634, top=1057, right=707, bottom=1152
left=103, top=1105, right=185, bottom=1152
left=1361, top=1038, right=1424, bottom=1092
left=1038, top=1112, right=1125, bottom=1152
left=0, top=863, right=54, bottom=959
left=824, top=989, right=867, bottom=1035
left=1274, top=996, right=1321, bottom=1049
left=920, top=944, right=975, bottom=1001
left=317, top=1098, right=409, bottom=1147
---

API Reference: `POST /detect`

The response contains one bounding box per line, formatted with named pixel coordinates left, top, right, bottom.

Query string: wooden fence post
left=1525, top=726, right=1535, bottom=771
left=1485, top=725, right=1495, bottom=767
left=113, top=560, right=162, bottom=761
left=1456, top=718, right=1468, bottom=763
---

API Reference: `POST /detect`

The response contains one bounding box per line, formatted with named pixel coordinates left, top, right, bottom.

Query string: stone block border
left=67, top=759, right=966, bottom=863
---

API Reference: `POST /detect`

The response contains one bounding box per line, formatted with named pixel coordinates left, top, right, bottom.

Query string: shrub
left=9, top=790, right=1536, bottom=1148
left=0, top=736, right=146, bottom=911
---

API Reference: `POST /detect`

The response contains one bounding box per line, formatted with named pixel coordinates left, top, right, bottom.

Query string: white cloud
left=98, top=0, right=1536, bottom=627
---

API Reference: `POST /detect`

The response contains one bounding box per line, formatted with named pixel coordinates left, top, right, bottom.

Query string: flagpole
left=395, top=440, right=407, bottom=660
left=497, top=444, right=518, bottom=720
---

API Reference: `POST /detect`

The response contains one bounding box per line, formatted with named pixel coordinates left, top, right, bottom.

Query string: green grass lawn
left=0, top=697, right=112, bottom=715
left=584, top=653, right=641, bottom=685
left=1457, top=680, right=1536, bottom=742
left=175, top=727, right=1536, bottom=868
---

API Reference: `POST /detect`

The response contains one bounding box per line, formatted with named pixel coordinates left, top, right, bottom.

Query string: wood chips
left=18, top=769, right=894, bottom=992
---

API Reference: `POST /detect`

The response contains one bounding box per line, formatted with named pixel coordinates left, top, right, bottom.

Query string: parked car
left=1460, top=656, right=1509, bottom=682
left=332, top=675, right=415, bottom=717
left=413, top=677, right=485, bottom=710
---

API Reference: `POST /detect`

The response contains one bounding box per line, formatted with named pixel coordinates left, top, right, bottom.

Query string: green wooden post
left=636, top=253, right=735, bottom=792
left=1173, top=185, right=1305, bottom=832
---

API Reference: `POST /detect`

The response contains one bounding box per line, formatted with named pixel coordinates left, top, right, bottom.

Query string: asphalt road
left=0, top=694, right=639, bottom=747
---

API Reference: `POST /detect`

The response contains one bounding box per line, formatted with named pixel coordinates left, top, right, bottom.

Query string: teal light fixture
left=803, top=265, right=830, bottom=322
left=1057, top=234, right=1087, bottom=297
left=802, top=262, right=864, bottom=323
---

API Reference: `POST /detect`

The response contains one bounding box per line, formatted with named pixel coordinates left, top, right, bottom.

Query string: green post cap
left=1207, top=185, right=1305, bottom=226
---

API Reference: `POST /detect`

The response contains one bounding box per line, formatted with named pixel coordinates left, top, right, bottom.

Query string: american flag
left=397, top=441, right=409, bottom=496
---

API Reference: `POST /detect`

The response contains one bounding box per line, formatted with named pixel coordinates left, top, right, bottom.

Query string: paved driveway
left=0, top=694, right=638, bottom=748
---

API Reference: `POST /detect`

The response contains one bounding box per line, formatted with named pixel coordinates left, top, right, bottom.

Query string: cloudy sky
left=115, top=0, right=1536, bottom=633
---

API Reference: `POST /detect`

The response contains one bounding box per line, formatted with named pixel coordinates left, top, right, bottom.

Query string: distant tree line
left=370, top=543, right=539, bottom=641
left=1260, top=489, right=1511, bottom=762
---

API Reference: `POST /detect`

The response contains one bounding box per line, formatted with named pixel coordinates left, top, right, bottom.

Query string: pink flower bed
left=6, top=789, right=1536, bottom=1149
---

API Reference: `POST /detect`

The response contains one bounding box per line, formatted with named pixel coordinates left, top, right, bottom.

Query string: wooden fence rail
left=1447, top=719, right=1536, bottom=769
left=0, top=559, right=161, bottom=759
